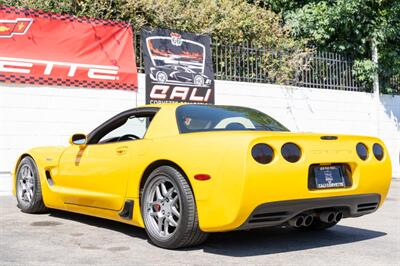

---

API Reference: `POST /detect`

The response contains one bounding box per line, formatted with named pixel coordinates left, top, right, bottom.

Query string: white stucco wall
left=1, top=73, right=399, bottom=176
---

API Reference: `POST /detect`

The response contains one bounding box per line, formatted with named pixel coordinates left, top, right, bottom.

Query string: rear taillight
left=281, top=143, right=301, bottom=163
left=356, top=143, right=368, bottom=160
left=251, top=144, right=274, bottom=164
left=373, top=143, right=384, bottom=161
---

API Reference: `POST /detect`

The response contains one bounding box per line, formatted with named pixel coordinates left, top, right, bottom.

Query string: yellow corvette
left=13, top=104, right=392, bottom=249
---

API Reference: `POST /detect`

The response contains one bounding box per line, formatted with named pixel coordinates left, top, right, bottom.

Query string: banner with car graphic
left=0, top=5, right=138, bottom=91
left=141, top=28, right=215, bottom=104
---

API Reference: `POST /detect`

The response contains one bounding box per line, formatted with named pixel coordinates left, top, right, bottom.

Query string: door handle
left=116, top=146, right=128, bottom=155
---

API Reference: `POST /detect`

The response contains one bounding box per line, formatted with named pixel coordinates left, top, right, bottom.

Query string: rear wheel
left=193, top=75, right=204, bottom=86
left=141, top=166, right=208, bottom=249
left=16, top=157, right=48, bottom=213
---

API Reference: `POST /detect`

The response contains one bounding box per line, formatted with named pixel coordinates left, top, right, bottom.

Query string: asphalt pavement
left=0, top=179, right=399, bottom=266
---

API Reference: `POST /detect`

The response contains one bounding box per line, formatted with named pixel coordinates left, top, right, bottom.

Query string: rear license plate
left=313, top=165, right=345, bottom=189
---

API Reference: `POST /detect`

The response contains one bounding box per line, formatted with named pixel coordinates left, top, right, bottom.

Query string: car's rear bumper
left=193, top=133, right=391, bottom=232
left=238, top=193, right=380, bottom=230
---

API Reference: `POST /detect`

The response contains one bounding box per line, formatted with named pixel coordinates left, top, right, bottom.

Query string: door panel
left=53, top=110, right=155, bottom=211
left=55, top=142, right=135, bottom=211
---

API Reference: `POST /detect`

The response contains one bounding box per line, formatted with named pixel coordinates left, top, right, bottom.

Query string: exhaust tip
left=303, top=215, right=314, bottom=227
left=289, top=216, right=304, bottom=228
left=335, top=212, right=343, bottom=223
left=319, top=211, right=336, bottom=223
left=328, top=213, right=335, bottom=223
left=296, top=216, right=304, bottom=227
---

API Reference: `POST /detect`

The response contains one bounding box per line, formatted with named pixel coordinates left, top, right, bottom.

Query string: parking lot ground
left=0, top=173, right=12, bottom=196
left=1, top=180, right=399, bottom=266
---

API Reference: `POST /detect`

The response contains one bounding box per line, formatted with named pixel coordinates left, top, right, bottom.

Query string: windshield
left=176, top=105, right=289, bottom=133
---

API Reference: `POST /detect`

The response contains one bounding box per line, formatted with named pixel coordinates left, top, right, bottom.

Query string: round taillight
left=373, top=143, right=384, bottom=161
left=356, top=143, right=368, bottom=160
left=281, top=143, right=301, bottom=163
left=252, top=144, right=274, bottom=164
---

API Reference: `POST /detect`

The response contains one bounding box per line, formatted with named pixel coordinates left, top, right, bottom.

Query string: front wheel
left=156, top=71, right=168, bottom=83
left=16, top=157, right=48, bottom=213
left=141, top=166, right=208, bottom=249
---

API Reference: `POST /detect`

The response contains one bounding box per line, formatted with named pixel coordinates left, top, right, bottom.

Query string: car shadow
left=48, top=209, right=148, bottom=240
left=47, top=208, right=386, bottom=257
left=197, top=225, right=387, bottom=257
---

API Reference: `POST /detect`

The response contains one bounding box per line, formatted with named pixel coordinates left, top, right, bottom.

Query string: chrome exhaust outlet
left=288, top=215, right=304, bottom=228
left=334, top=211, right=343, bottom=223
left=319, top=211, right=336, bottom=223
left=302, top=214, right=314, bottom=227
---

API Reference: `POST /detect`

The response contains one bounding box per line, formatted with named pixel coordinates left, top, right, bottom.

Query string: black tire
left=15, top=157, right=48, bottom=213
left=141, top=166, right=208, bottom=249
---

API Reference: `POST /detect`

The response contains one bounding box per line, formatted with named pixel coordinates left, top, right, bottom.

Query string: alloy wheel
left=17, top=164, right=35, bottom=204
left=143, top=175, right=182, bottom=240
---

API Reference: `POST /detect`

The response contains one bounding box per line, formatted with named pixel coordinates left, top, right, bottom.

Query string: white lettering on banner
left=203, top=88, right=211, bottom=102
left=0, top=60, right=32, bottom=74
left=0, top=57, right=119, bottom=81
left=170, top=87, right=189, bottom=100
left=189, top=88, right=203, bottom=101
left=88, top=68, right=119, bottom=81
left=150, top=85, right=169, bottom=99
left=150, top=85, right=212, bottom=102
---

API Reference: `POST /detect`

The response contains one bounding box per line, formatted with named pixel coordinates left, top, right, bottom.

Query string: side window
left=97, top=116, right=150, bottom=144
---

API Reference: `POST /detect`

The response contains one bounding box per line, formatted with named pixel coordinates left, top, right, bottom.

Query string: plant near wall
left=256, top=0, right=400, bottom=93
left=352, top=59, right=377, bottom=92
left=0, top=0, right=310, bottom=85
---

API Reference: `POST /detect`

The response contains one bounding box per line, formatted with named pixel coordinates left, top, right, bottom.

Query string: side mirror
left=69, top=133, right=87, bottom=147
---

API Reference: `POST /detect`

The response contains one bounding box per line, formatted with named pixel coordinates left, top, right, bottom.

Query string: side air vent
left=357, top=202, right=378, bottom=212
left=248, top=211, right=290, bottom=224
left=45, top=171, right=54, bottom=186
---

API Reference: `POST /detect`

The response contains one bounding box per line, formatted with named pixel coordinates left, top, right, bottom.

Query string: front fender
left=12, top=146, right=66, bottom=204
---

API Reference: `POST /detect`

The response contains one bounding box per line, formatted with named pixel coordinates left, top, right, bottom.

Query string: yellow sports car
left=13, top=104, right=392, bottom=249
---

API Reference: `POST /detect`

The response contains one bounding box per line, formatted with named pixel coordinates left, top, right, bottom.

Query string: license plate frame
left=313, top=165, right=346, bottom=189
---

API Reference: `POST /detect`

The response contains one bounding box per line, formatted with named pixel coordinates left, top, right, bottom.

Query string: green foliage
left=0, top=0, right=127, bottom=19
left=0, top=0, right=309, bottom=84
left=253, top=0, right=317, bottom=13
left=352, top=59, right=377, bottom=91
left=271, top=0, right=400, bottom=93
left=0, top=0, right=295, bottom=48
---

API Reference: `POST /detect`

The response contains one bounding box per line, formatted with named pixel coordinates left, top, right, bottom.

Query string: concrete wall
left=1, top=73, right=399, bottom=176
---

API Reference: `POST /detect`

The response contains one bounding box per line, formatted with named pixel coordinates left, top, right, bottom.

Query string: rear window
left=176, top=105, right=289, bottom=133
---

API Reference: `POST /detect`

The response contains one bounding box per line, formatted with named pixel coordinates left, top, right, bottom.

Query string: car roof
left=143, top=102, right=184, bottom=109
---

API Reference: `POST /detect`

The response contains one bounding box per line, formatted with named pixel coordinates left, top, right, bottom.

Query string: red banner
left=0, top=6, right=137, bottom=91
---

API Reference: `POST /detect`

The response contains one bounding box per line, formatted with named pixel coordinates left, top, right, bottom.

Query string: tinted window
left=176, top=105, right=289, bottom=133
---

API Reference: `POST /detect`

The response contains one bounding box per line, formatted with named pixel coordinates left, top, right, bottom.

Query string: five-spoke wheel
left=16, top=156, right=48, bottom=213
left=144, top=176, right=181, bottom=238
left=17, top=164, right=35, bottom=204
left=141, top=166, right=208, bottom=249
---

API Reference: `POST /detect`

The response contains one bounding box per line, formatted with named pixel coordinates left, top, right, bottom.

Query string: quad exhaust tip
left=303, top=214, right=314, bottom=227
left=289, top=215, right=304, bottom=228
left=319, top=211, right=343, bottom=223
left=289, top=211, right=342, bottom=228
left=288, top=214, right=314, bottom=228
left=334, top=211, right=343, bottom=223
